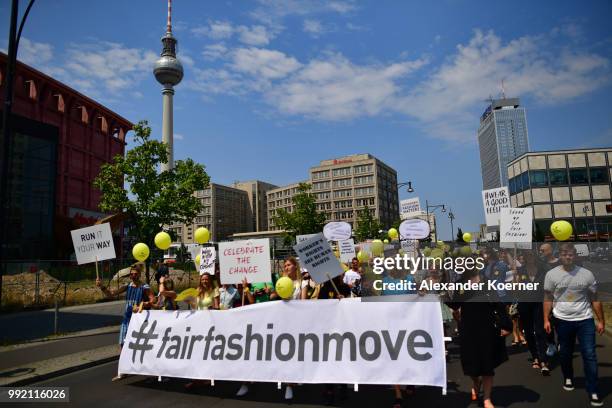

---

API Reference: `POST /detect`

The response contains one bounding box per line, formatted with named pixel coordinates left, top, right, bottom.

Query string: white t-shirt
left=343, top=270, right=361, bottom=286
left=544, top=265, right=597, bottom=321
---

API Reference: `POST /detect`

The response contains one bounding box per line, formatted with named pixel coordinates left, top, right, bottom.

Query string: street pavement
left=13, top=335, right=612, bottom=408
left=0, top=300, right=124, bottom=344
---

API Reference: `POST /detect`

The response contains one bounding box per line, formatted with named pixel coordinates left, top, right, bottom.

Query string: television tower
left=153, top=0, right=183, bottom=172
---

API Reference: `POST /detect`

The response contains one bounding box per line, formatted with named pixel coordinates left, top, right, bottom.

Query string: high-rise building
left=232, top=180, right=278, bottom=232
left=478, top=98, right=529, bottom=189
left=267, top=182, right=304, bottom=231
left=169, top=183, right=249, bottom=243
left=309, top=154, right=399, bottom=228
left=507, top=148, right=612, bottom=240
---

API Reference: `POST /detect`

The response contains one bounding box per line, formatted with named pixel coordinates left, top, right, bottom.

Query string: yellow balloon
left=422, top=247, right=432, bottom=257
left=341, top=263, right=349, bottom=272
left=436, top=240, right=445, bottom=248
left=132, top=243, right=150, bottom=262
left=175, top=287, right=199, bottom=302
left=357, top=250, right=369, bottom=263
left=371, top=239, right=384, bottom=256
left=195, top=254, right=201, bottom=266
left=154, top=231, right=172, bottom=250
left=463, top=232, right=472, bottom=243
left=195, top=227, right=210, bottom=244
left=383, top=239, right=389, bottom=244
left=388, top=228, right=399, bottom=240
left=460, top=245, right=472, bottom=256
left=275, top=277, right=294, bottom=299
left=430, top=248, right=444, bottom=259
left=551, top=220, right=573, bottom=241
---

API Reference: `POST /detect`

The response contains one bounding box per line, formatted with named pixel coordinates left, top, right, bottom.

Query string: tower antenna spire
left=166, top=0, right=172, bottom=33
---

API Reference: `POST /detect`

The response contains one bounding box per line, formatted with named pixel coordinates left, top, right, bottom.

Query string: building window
left=569, top=168, right=588, bottom=185
left=521, top=171, right=529, bottom=191
left=549, top=169, right=568, bottom=185
left=589, top=167, right=609, bottom=184
left=529, top=170, right=548, bottom=187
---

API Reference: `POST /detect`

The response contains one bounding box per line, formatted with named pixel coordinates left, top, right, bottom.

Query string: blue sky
left=2, top=0, right=611, bottom=239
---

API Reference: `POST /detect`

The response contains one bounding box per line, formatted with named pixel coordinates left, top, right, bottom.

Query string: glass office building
left=478, top=98, right=529, bottom=189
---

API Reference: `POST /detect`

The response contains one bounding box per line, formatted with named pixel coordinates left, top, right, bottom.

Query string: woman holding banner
left=448, top=268, right=512, bottom=408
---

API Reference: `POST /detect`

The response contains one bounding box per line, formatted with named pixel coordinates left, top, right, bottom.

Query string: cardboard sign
left=482, top=187, right=510, bottom=227
left=575, top=244, right=589, bottom=257
left=323, top=222, right=352, bottom=241
left=399, top=219, right=430, bottom=240
left=338, top=239, right=356, bottom=263
left=219, top=239, right=271, bottom=284
left=297, top=233, right=320, bottom=243
left=400, top=240, right=418, bottom=258
left=500, top=208, right=532, bottom=249
left=199, top=246, right=216, bottom=275
left=70, top=223, right=116, bottom=265
left=400, top=197, right=421, bottom=218
left=293, top=233, right=344, bottom=284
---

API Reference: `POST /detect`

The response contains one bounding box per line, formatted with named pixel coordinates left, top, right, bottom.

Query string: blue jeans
left=555, top=317, right=599, bottom=394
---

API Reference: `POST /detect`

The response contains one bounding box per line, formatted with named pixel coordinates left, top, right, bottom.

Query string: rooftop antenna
left=501, top=78, right=506, bottom=99
left=166, top=0, right=172, bottom=33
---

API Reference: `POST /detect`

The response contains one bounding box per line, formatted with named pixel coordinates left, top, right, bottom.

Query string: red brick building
left=0, top=53, right=132, bottom=259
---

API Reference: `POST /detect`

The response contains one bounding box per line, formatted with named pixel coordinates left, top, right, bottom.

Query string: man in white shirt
left=544, top=242, right=605, bottom=407
left=343, top=257, right=362, bottom=288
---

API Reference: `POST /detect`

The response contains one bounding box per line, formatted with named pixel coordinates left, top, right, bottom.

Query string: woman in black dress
left=448, top=268, right=512, bottom=408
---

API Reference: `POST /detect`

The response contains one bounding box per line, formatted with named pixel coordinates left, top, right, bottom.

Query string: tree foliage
left=94, top=120, right=210, bottom=271
left=272, top=183, right=326, bottom=245
left=354, top=206, right=383, bottom=242
left=456, top=227, right=464, bottom=243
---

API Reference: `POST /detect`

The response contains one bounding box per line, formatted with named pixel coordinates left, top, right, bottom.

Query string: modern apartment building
left=169, top=183, right=250, bottom=243
left=232, top=180, right=278, bottom=232
left=309, top=154, right=399, bottom=229
left=478, top=97, right=529, bottom=189
left=507, top=148, right=612, bottom=240
left=267, top=182, right=304, bottom=231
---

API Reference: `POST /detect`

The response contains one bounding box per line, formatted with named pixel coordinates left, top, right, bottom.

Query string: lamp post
left=583, top=205, right=591, bottom=242
left=0, top=0, right=36, bottom=311
left=397, top=181, right=414, bottom=193
left=425, top=200, right=446, bottom=242
left=448, top=208, right=455, bottom=241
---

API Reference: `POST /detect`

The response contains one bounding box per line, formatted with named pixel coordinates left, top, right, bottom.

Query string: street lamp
left=397, top=181, right=414, bottom=193
left=583, top=205, right=591, bottom=242
left=448, top=209, right=455, bottom=241
left=425, top=200, right=446, bottom=242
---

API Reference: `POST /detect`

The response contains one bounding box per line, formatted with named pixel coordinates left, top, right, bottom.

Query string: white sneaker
left=285, top=385, right=294, bottom=400
left=590, top=393, right=603, bottom=407
left=236, top=384, right=249, bottom=397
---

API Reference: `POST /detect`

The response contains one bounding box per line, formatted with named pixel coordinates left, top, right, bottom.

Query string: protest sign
left=399, top=219, right=430, bottom=240
left=118, top=297, right=446, bottom=392
left=293, top=233, right=344, bottom=284
left=70, top=223, right=116, bottom=265
left=499, top=208, right=533, bottom=249
left=219, top=239, right=271, bottom=284
left=482, top=187, right=510, bottom=227
left=401, top=240, right=418, bottom=258
left=400, top=197, right=421, bottom=219
left=338, top=239, right=356, bottom=263
left=199, top=246, right=216, bottom=275
left=323, top=222, right=352, bottom=241
left=297, top=233, right=320, bottom=243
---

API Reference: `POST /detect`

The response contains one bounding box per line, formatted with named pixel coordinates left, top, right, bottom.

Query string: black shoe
left=563, top=378, right=575, bottom=391
left=590, top=393, right=603, bottom=407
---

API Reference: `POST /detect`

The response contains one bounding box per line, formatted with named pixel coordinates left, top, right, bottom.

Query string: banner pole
left=326, top=273, right=341, bottom=298
left=242, top=276, right=246, bottom=307
left=95, top=256, right=99, bottom=280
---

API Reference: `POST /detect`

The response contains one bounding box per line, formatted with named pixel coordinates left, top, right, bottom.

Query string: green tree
left=456, top=227, right=464, bottom=243
left=93, top=120, right=210, bottom=283
left=273, top=183, right=326, bottom=245
left=354, top=206, right=383, bottom=242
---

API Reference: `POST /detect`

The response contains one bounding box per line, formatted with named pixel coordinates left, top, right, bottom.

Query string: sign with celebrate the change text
left=118, top=298, right=447, bottom=391
left=70, top=223, right=116, bottom=265
left=219, top=239, right=271, bottom=284
left=482, top=187, right=510, bottom=227
left=294, top=233, right=344, bottom=284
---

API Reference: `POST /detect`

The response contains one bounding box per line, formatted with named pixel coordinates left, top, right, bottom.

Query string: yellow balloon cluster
left=132, top=243, right=150, bottom=262
left=550, top=220, right=573, bottom=241
left=357, top=250, right=369, bottom=263
left=371, top=239, right=384, bottom=256
left=154, top=231, right=172, bottom=250
left=463, top=232, right=472, bottom=243
left=195, top=227, right=210, bottom=244
left=275, top=277, right=294, bottom=299
left=388, top=228, right=399, bottom=240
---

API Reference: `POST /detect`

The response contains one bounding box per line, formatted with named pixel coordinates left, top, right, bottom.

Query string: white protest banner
left=219, top=239, right=271, bottom=284
left=297, top=233, right=319, bottom=243
left=199, top=246, right=216, bottom=275
left=499, top=208, right=533, bottom=249
left=293, top=233, right=343, bottom=284
left=482, top=187, right=510, bottom=227
left=399, top=219, right=430, bottom=240
left=118, top=298, right=446, bottom=391
left=575, top=244, right=589, bottom=257
left=70, top=223, right=116, bottom=265
left=323, top=222, right=352, bottom=241
left=338, top=239, right=356, bottom=263
left=400, top=197, right=421, bottom=219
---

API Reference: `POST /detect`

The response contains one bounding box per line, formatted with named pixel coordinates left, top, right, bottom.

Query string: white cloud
left=303, top=19, right=325, bottom=38
left=203, top=43, right=229, bottom=61
left=192, top=20, right=234, bottom=39
left=17, top=38, right=54, bottom=66
left=174, top=133, right=184, bottom=140
left=251, top=0, right=356, bottom=25
left=231, top=47, right=301, bottom=79
left=237, top=25, right=273, bottom=46
left=191, top=21, right=276, bottom=46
